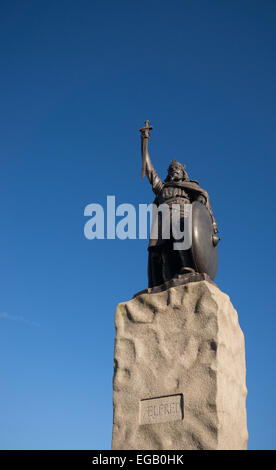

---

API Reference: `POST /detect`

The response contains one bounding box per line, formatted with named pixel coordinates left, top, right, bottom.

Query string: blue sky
left=0, top=0, right=275, bottom=449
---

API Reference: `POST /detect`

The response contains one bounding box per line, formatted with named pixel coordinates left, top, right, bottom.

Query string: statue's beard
left=167, top=174, right=181, bottom=182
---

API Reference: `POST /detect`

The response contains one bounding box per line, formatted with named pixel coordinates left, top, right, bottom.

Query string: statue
left=140, top=120, right=220, bottom=288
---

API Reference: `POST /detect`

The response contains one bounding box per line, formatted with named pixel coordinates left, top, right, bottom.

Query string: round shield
left=191, top=201, right=218, bottom=280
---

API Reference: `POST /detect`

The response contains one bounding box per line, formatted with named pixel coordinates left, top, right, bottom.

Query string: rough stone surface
left=112, top=281, right=248, bottom=450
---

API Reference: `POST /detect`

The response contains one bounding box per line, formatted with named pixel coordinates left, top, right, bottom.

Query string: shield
left=191, top=201, right=218, bottom=280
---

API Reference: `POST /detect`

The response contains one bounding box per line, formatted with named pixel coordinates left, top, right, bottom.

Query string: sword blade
left=141, top=138, right=148, bottom=178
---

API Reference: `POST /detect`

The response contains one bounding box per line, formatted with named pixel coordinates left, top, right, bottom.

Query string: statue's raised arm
left=139, top=120, right=163, bottom=195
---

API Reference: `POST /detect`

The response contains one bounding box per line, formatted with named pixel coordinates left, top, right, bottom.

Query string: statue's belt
left=155, top=197, right=190, bottom=208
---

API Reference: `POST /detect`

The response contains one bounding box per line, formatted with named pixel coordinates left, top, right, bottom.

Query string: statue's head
left=165, top=160, right=189, bottom=183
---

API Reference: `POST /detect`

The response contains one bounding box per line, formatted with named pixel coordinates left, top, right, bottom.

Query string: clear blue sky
left=0, top=0, right=275, bottom=450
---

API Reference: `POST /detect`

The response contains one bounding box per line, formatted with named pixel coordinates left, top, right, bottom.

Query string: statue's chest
left=158, top=186, right=189, bottom=203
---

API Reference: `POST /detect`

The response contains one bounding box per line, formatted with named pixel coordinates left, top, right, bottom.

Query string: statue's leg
left=161, top=241, right=177, bottom=282
left=177, top=248, right=195, bottom=274
left=147, top=248, right=163, bottom=288
left=171, top=215, right=196, bottom=275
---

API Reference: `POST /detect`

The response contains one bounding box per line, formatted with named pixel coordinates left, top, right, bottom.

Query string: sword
left=139, top=120, right=153, bottom=178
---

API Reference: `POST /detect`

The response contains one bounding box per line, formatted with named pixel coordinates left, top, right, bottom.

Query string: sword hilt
left=140, top=120, right=153, bottom=139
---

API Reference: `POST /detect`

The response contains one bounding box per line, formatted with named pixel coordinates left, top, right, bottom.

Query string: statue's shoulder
left=181, top=180, right=201, bottom=190
left=182, top=180, right=209, bottom=198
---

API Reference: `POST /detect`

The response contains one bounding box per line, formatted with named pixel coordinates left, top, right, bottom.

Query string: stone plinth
left=112, top=281, right=248, bottom=450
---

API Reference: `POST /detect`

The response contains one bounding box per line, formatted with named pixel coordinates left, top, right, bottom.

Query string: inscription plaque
left=139, top=394, right=184, bottom=425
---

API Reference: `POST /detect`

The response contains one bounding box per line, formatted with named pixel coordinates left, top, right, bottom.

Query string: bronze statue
left=140, top=120, right=220, bottom=288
